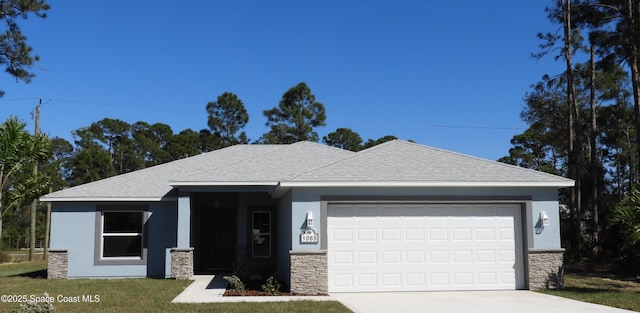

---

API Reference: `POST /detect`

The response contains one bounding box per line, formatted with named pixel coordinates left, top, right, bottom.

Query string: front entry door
left=195, top=206, right=236, bottom=273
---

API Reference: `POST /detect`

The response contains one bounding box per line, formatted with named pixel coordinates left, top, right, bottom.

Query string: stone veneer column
left=290, top=250, right=327, bottom=294
left=528, top=249, right=564, bottom=289
left=170, top=248, right=194, bottom=280
left=47, top=249, right=68, bottom=279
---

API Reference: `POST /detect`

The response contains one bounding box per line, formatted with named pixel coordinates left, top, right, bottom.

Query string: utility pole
left=29, top=98, right=41, bottom=261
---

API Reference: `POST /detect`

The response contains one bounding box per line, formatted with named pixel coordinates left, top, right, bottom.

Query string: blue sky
left=1, top=1, right=565, bottom=161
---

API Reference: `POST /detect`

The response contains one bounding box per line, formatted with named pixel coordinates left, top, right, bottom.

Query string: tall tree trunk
left=563, top=0, right=581, bottom=260
left=589, top=42, right=599, bottom=253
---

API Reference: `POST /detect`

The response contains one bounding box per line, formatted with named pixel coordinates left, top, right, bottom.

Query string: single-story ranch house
left=42, top=140, right=573, bottom=294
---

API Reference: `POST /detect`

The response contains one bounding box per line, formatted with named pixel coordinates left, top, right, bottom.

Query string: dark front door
left=194, top=206, right=236, bottom=273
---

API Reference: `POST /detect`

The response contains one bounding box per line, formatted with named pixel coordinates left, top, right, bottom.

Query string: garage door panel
left=476, top=228, right=496, bottom=240
left=357, top=251, right=377, bottom=263
left=429, top=228, right=449, bottom=240
left=429, top=250, right=449, bottom=263
left=328, top=203, right=523, bottom=292
left=452, top=228, right=472, bottom=241
left=332, top=228, right=353, bottom=241
left=357, top=228, right=376, bottom=241
left=477, top=273, right=497, bottom=285
left=381, top=251, right=402, bottom=264
left=477, top=250, right=497, bottom=263
left=334, top=274, right=354, bottom=287
left=500, top=272, right=516, bottom=284
left=382, top=274, right=402, bottom=287
left=381, top=228, right=401, bottom=241
left=406, top=250, right=426, bottom=263
left=452, top=250, right=473, bottom=263
left=406, top=228, right=425, bottom=240
left=499, top=228, right=515, bottom=240
left=453, top=272, right=473, bottom=286
left=407, top=273, right=427, bottom=286
left=430, top=273, right=450, bottom=286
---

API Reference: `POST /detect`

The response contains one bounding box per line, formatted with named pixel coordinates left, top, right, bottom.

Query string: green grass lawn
left=540, top=273, right=640, bottom=312
left=6, top=262, right=637, bottom=313
left=0, top=262, right=352, bottom=313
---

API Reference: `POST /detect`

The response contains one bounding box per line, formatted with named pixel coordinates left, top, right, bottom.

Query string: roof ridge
left=357, top=139, right=404, bottom=153
left=291, top=140, right=362, bottom=154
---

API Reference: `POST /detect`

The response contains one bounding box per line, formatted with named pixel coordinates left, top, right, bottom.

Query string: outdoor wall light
left=306, top=211, right=314, bottom=228
left=540, top=210, right=549, bottom=227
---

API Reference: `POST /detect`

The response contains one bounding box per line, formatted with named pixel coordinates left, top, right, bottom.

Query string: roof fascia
left=169, top=181, right=279, bottom=187
left=277, top=181, right=575, bottom=188
left=39, top=197, right=168, bottom=203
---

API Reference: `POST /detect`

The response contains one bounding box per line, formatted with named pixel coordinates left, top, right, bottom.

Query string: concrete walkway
left=171, top=275, right=335, bottom=303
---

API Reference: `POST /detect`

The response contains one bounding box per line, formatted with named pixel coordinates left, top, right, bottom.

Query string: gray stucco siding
left=49, top=202, right=177, bottom=278
left=146, top=202, right=177, bottom=277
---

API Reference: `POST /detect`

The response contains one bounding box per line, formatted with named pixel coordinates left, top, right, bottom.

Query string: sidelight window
left=251, top=211, right=271, bottom=258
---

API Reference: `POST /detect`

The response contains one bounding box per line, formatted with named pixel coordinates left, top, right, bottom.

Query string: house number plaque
left=300, top=229, right=319, bottom=244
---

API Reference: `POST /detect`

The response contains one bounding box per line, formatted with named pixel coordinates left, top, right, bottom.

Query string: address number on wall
left=300, top=229, right=319, bottom=244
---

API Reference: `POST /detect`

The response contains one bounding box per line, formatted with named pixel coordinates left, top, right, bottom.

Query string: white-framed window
left=101, top=211, right=143, bottom=259
left=251, top=211, right=271, bottom=258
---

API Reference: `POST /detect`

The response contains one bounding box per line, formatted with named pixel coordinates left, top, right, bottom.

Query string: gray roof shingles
left=41, top=142, right=352, bottom=201
left=173, top=141, right=353, bottom=184
left=41, top=140, right=572, bottom=202
left=287, top=140, right=574, bottom=184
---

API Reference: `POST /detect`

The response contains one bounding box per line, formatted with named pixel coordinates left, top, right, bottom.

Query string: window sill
left=94, top=257, right=146, bottom=266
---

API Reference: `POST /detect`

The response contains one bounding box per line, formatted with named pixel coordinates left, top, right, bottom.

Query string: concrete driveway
left=331, top=291, right=636, bottom=313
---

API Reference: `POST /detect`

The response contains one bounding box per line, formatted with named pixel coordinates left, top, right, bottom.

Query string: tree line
left=0, top=82, right=398, bottom=251
left=499, top=0, right=640, bottom=270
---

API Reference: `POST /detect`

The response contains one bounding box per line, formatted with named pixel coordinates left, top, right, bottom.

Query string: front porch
left=170, top=191, right=284, bottom=283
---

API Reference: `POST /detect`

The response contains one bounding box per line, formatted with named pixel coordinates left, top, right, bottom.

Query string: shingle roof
left=171, top=141, right=354, bottom=184
left=283, top=140, right=574, bottom=187
left=41, top=140, right=573, bottom=202
left=42, top=142, right=352, bottom=201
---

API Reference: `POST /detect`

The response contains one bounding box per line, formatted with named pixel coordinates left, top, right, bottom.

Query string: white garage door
left=327, top=203, right=524, bottom=292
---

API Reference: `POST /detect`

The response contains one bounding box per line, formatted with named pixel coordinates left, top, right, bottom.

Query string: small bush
left=261, top=274, right=282, bottom=296
left=223, top=275, right=246, bottom=294
left=14, top=292, right=55, bottom=313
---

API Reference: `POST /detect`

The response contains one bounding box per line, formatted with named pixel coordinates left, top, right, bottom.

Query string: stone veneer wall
left=290, top=250, right=327, bottom=294
left=47, top=249, right=68, bottom=279
left=170, top=248, right=193, bottom=280
left=528, top=249, right=564, bottom=289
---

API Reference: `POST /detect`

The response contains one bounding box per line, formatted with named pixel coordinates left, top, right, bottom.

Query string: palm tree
left=0, top=117, right=51, bottom=240
left=609, top=188, right=640, bottom=270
